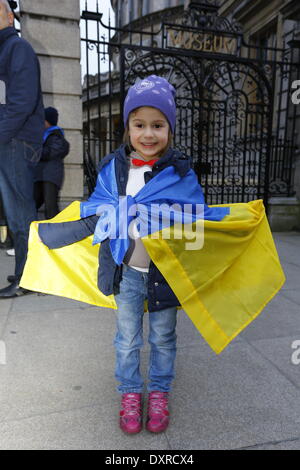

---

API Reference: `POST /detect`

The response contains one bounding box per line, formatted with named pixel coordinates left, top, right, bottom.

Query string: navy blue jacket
left=0, top=27, right=44, bottom=145
left=39, top=145, right=191, bottom=312
left=34, top=129, right=70, bottom=189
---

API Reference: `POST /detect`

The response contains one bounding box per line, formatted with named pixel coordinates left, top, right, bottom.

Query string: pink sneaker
left=146, top=391, right=170, bottom=433
left=119, top=393, right=142, bottom=434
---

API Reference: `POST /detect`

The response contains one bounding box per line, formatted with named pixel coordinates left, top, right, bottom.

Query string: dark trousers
left=0, top=139, right=38, bottom=280
left=0, top=195, right=13, bottom=248
left=0, top=193, right=6, bottom=226
left=34, top=181, right=59, bottom=220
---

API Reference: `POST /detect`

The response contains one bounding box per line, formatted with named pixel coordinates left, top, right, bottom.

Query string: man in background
left=0, top=0, right=44, bottom=297
left=34, top=107, right=70, bottom=220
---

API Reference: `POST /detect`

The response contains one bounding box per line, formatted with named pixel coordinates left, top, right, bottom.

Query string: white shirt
left=124, top=155, right=152, bottom=272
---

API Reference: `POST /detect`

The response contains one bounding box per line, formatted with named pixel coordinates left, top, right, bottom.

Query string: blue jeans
left=114, top=264, right=178, bottom=394
left=0, top=139, right=40, bottom=279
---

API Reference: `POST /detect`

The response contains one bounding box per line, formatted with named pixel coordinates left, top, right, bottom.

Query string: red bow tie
left=131, top=158, right=159, bottom=167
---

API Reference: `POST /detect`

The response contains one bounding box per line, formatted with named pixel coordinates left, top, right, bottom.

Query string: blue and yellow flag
left=80, top=159, right=229, bottom=265
left=20, top=198, right=285, bottom=354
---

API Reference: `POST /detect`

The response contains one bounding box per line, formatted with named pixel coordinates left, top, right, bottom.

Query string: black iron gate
left=81, top=1, right=299, bottom=208
left=120, top=46, right=273, bottom=206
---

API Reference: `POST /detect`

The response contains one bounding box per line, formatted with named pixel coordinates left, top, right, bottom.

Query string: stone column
left=19, top=0, right=83, bottom=205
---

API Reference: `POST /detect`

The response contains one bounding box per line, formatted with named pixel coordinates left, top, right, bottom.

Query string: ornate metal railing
left=81, top=0, right=299, bottom=207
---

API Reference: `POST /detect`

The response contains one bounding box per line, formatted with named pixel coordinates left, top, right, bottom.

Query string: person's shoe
left=0, top=281, right=34, bottom=299
left=146, top=391, right=170, bottom=433
left=6, top=249, right=15, bottom=257
left=119, top=393, right=142, bottom=434
left=0, top=239, right=13, bottom=250
left=7, top=275, right=16, bottom=283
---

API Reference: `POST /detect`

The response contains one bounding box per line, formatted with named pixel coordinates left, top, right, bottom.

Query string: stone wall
left=112, top=0, right=184, bottom=27
left=19, top=0, right=83, bottom=204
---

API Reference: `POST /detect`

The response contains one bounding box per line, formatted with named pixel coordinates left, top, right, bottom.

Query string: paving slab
left=0, top=314, right=8, bottom=336
left=272, top=235, right=300, bottom=295
left=278, top=263, right=300, bottom=291
left=242, top=438, right=300, bottom=450
left=244, top=335, right=300, bottom=390
left=239, top=294, right=300, bottom=341
left=0, top=230, right=300, bottom=450
left=0, top=405, right=170, bottom=450
left=271, top=240, right=300, bottom=267
left=273, top=231, right=300, bottom=244
left=166, top=341, right=300, bottom=450
left=10, top=293, right=91, bottom=315
left=0, top=298, right=12, bottom=317
left=0, top=305, right=227, bottom=423
left=279, top=289, right=300, bottom=306
left=0, top=307, right=116, bottom=422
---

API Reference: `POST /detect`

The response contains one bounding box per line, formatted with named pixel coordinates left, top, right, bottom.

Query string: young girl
left=36, top=75, right=229, bottom=434
left=111, top=77, right=179, bottom=434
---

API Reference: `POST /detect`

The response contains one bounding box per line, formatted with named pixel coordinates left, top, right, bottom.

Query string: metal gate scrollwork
left=82, top=0, right=298, bottom=209
left=121, top=45, right=272, bottom=205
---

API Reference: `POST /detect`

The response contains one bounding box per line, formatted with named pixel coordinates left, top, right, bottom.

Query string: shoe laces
left=121, top=393, right=141, bottom=417
left=148, top=392, right=169, bottom=415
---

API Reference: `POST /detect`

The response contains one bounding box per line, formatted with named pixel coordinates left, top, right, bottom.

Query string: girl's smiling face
left=128, top=107, right=170, bottom=160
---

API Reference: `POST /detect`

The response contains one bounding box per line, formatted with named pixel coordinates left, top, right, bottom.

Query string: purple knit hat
left=123, top=75, right=176, bottom=133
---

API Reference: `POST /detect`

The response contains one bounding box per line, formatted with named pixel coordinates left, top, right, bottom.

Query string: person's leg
left=0, top=139, right=37, bottom=284
left=34, top=181, right=44, bottom=211
left=0, top=193, right=6, bottom=226
left=0, top=194, right=13, bottom=250
left=114, top=265, right=148, bottom=394
left=114, top=265, right=148, bottom=434
left=148, top=307, right=178, bottom=393
left=146, top=306, right=177, bottom=433
left=43, top=181, right=59, bottom=219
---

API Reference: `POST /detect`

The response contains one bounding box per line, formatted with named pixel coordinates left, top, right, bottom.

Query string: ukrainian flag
left=20, top=198, right=285, bottom=354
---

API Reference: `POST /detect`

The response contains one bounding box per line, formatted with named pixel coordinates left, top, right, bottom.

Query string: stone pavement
left=0, top=231, right=299, bottom=450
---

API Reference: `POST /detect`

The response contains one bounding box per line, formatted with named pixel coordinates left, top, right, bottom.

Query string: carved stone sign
left=166, top=27, right=239, bottom=55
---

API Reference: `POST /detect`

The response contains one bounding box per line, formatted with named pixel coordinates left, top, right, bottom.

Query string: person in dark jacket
left=34, top=107, right=70, bottom=219
left=0, top=0, right=44, bottom=298
left=37, top=76, right=209, bottom=435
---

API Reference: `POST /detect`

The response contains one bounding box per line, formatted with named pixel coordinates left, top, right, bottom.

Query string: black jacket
left=39, top=144, right=191, bottom=312
left=34, top=129, right=70, bottom=189
left=0, top=27, right=44, bottom=145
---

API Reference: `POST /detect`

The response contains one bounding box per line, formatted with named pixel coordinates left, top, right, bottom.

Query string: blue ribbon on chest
left=80, top=159, right=229, bottom=265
